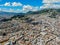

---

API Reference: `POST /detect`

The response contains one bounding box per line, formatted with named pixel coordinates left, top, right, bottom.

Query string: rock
left=40, top=32, right=47, bottom=36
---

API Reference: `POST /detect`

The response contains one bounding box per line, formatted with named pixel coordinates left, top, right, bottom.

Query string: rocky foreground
left=0, top=12, right=60, bottom=45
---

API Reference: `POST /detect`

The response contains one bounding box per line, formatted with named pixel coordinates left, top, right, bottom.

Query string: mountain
left=0, top=8, right=60, bottom=22
left=0, top=11, right=25, bottom=18
left=0, top=8, right=60, bottom=18
left=0, top=11, right=25, bottom=22
left=26, top=8, right=60, bottom=15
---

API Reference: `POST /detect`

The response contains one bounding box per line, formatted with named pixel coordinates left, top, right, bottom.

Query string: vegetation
left=49, top=10, right=58, bottom=18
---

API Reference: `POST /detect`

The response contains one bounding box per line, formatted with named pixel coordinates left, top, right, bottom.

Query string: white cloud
left=12, top=2, right=22, bottom=6
left=40, top=0, right=60, bottom=9
left=0, top=2, right=22, bottom=6
left=9, top=8, right=14, bottom=12
left=15, top=9, right=22, bottom=13
left=0, top=8, right=22, bottom=13
left=23, top=5, right=33, bottom=11
left=0, top=5, right=39, bottom=13
left=4, top=2, right=11, bottom=6
left=8, top=9, right=22, bottom=13
left=22, top=5, right=39, bottom=13
left=32, top=7, right=39, bottom=11
left=43, top=0, right=60, bottom=3
left=0, top=8, right=2, bottom=11
left=40, top=4, right=60, bottom=9
left=0, top=2, right=39, bottom=13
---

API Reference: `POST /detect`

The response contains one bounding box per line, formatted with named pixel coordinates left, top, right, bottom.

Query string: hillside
left=0, top=9, right=60, bottom=45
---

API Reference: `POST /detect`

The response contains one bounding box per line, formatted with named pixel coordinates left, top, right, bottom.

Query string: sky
left=0, top=0, right=60, bottom=13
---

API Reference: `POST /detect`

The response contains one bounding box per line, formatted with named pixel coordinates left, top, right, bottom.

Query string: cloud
left=0, top=2, right=22, bottom=6
left=43, top=0, right=60, bottom=3
left=9, top=8, right=14, bottom=12
left=23, top=5, right=33, bottom=11
left=4, top=2, right=11, bottom=6
left=40, top=4, right=60, bottom=9
left=12, top=2, right=22, bottom=6
left=22, top=5, right=39, bottom=13
left=8, top=8, right=22, bottom=13
left=40, top=0, right=60, bottom=9
left=0, top=4, right=39, bottom=13
left=0, top=2, right=39, bottom=13
left=0, top=8, right=22, bottom=13
left=0, top=8, right=1, bottom=10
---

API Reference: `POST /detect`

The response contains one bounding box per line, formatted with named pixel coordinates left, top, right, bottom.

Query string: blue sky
left=0, top=0, right=42, bottom=6
left=0, top=0, right=60, bottom=13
